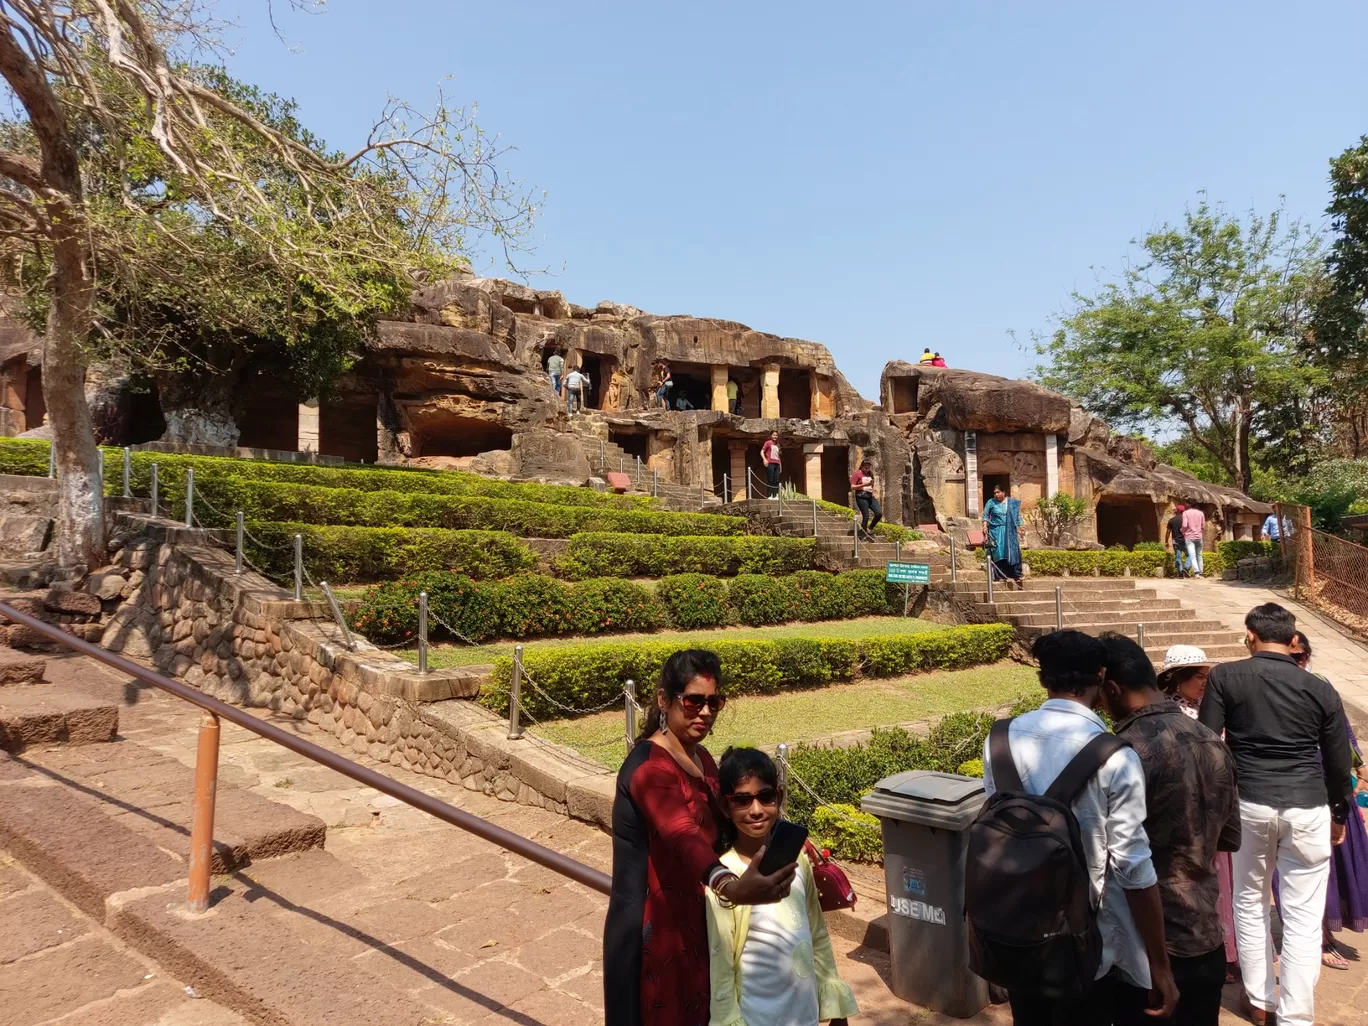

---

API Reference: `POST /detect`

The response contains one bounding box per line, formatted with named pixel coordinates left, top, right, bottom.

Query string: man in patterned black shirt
left=1098, top=632, right=1240, bottom=1026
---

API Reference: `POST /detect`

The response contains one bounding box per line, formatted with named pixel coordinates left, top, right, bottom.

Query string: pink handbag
left=805, top=840, right=856, bottom=911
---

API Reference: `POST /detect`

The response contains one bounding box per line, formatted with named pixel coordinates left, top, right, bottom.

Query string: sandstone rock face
left=509, top=429, right=593, bottom=484
left=882, top=363, right=1072, bottom=434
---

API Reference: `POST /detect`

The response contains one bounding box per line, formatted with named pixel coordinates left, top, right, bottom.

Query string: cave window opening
left=415, top=414, right=513, bottom=458
left=891, top=377, right=919, bottom=415
left=778, top=369, right=811, bottom=419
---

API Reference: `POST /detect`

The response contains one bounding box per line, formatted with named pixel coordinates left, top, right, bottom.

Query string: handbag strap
left=988, top=719, right=1025, bottom=792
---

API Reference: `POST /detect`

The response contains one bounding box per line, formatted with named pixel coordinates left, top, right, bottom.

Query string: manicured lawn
left=529, top=660, right=1040, bottom=770
left=396, top=615, right=946, bottom=669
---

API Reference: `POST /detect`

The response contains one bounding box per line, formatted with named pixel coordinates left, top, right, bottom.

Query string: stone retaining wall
left=94, top=515, right=615, bottom=827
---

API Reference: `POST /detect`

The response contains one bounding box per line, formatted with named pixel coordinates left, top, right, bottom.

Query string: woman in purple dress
left=1290, top=632, right=1368, bottom=969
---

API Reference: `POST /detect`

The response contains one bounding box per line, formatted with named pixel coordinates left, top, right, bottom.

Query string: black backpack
left=965, top=719, right=1130, bottom=999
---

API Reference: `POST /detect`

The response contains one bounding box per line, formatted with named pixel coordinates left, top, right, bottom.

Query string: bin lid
left=860, top=770, right=985, bottom=831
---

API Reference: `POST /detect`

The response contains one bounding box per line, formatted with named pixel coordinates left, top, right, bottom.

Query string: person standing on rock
left=546, top=349, right=565, bottom=395
left=656, top=366, right=673, bottom=410
left=603, top=649, right=796, bottom=1026
left=982, top=483, right=1024, bottom=589
left=762, top=432, right=782, bottom=499
left=850, top=458, right=882, bottom=539
left=1199, top=603, right=1353, bottom=1026
left=727, top=378, right=741, bottom=415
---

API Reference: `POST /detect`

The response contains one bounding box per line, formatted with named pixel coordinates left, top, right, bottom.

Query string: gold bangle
left=713, top=874, right=738, bottom=908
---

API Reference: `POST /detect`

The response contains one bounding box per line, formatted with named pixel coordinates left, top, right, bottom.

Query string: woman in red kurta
left=604, top=650, right=797, bottom=1026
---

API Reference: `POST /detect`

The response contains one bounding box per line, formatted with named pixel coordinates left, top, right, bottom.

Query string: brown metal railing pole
left=187, top=710, right=221, bottom=913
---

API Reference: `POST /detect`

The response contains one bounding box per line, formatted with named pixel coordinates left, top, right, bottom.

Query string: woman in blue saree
left=981, top=484, right=1024, bottom=588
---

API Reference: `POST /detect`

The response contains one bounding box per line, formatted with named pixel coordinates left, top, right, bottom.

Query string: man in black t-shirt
left=1167, top=505, right=1189, bottom=578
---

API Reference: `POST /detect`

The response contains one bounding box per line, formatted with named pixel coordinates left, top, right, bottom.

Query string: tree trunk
left=1233, top=406, right=1254, bottom=495
left=43, top=230, right=103, bottom=570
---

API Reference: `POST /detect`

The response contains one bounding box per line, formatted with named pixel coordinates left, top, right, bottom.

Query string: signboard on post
left=885, top=562, right=931, bottom=585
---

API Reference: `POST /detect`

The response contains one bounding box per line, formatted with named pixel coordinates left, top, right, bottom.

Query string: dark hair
left=718, top=746, right=778, bottom=794
left=1031, top=630, right=1107, bottom=695
left=1293, top=630, right=1312, bottom=663
left=1245, top=603, right=1296, bottom=645
left=1159, top=664, right=1204, bottom=696
left=637, top=649, right=723, bottom=741
left=1100, top=632, right=1158, bottom=692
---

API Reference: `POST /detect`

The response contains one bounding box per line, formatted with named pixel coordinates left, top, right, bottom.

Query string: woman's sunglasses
left=675, top=693, right=726, bottom=714
left=724, top=788, right=779, bottom=810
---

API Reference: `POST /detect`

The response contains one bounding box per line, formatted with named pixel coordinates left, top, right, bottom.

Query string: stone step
left=970, top=597, right=1181, bottom=616
left=941, top=578, right=1142, bottom=595
left=0, top=684, right=118, bottom=752
left=1010, top=616, right=1227, bottom=635
left=0, top=647, right=47, bottom=684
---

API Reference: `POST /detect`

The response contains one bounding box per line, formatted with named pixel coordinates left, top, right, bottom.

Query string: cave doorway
left=891, top=377, right=919, bottom=415
left=122, top=383, right=166, bottom=445
left=608, top=428, right=649, bottom=468
left=821, top=447, right=851, bottom=506
left=778, top=369, right=812, bottom=419
left=414, top=413, right=513, bottom=458
left=711, top=441, right=730, bottom=499
left=320, top=393, right=379, bottom=463
left=1095, top=497, right=1160, bottom=548
left=981, top=472, right=1011, bottom=502
left=235, top=365, right=299, bottom=451
left=23, top=366, right=45, bottom=431
left=577, top=353, right=615, bottom=411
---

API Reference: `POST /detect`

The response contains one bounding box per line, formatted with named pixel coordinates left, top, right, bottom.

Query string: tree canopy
left=1034, top=197, right=1323, bottom=494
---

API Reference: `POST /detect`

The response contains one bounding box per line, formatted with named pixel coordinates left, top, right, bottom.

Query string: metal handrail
left=0, top=602, right=612, bottom=900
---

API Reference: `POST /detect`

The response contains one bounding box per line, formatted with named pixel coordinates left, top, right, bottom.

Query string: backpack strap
left=987, top=719, right=1025, bottom=792
left=1044, top=733, right=1131, bottom=805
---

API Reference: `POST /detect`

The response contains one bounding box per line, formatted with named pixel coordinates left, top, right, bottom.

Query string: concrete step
left=0, top=647, right=46, bottom=684
left=941, top=579, right=1142, bottom=596
left=970, top=597, right=1181, bottom=616
left=0, top=684, right=118, bottom=752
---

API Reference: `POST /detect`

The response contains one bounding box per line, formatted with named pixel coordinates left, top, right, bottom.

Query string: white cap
left=1161, top=645, right=1212, bottom=671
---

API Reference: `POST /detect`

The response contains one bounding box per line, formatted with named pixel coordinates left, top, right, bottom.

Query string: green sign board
left=886, top=561, right=931, bottom=585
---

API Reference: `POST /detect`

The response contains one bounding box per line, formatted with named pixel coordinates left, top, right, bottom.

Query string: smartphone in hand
left=757, top=819, right=808, bottom=876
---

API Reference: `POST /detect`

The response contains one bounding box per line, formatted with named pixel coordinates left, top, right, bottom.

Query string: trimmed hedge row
left=482, top=623, right=1015, bottom=719
left=183, top=478, right=744, bottom=538
left=1217, top=540, right=1278, bottom=565
left=352, top=568, right=906, bottom=643
left=860, top=624, right=1015, bottom=675
left=351, top=572, right=666, bottom=643
left=0, top=438, right=653, bottom=510
left=553, top=533, right=815, bottom=579
left=1015, top=549, right=1169, bottom=577
left=810, top=805, right=883, bottom=862
left=244, top=523, right=536, bottom=583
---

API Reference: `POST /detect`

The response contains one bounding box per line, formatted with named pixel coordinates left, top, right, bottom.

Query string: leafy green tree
left=0, top=2, right=534, bottom=567
left=1315, top=135, right=1368, bottom=458
left=1034, top=197, right=1324, bottom=494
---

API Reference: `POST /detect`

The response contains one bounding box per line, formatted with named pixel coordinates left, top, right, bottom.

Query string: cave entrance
left=891, top=377, right=919, bottom=415
left=711, top=440, right=730, bottom=499
left=320, top=393, right=379, bottom=463
left=1095, top=496, right=1160, bottom=548
left=981, top=472, right=1011, bottom=501
left=577, top=353, right=615, bottom=411
left=778, top=369, right=812, bottom=419
left=122, top=382, right=166, bottom=445
left=657, top=361, right=711, bottom=411
left=609, top=428, right=649, bottom=467
left=23, top=366, right=45, bottom=431
left=414, top=413, right=513, bottom=458
left=821, top=447, right=851, bottom=506
left=235, top=365, right=299, bottom=451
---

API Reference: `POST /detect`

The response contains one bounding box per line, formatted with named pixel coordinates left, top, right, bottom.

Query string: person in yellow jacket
left=706, top=748, right=859, bottom=1026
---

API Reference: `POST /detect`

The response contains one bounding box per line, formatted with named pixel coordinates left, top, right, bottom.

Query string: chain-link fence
left=1278, top=502, right=1368, bottom=634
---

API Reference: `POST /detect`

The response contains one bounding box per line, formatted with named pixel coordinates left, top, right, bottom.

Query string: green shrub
left=728, top=574, right=806, bottom=626
left=244, top=523, right=536, bottom=583
left=655, top=574, right=732, bottom=629
left=810, top=804, right=884, bottom=862
left=1133, top=541, right=1164, bottom=552
left=0, top=438, right=49, bottom=477
left=190, top=479, right=743, bottom=538
left=860, top=624, right=1013, bottom=677
left=957, top=758, right=984, bottom=778
left=1015, top=549, right=1169, bottom=577
left=784, top=727, right=931, bottom=823
left=924, top=711, right=996, bottom=772
left=723, top=570, right=897, bottom=627
left=553, top=533, right=813, bottom=579
left=351, top=573, right=664, bottom=644
left=1217, top=540, right=1278, bottom=566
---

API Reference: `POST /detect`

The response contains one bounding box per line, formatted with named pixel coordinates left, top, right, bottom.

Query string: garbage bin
left=861, top=769, right=988, bottom=1018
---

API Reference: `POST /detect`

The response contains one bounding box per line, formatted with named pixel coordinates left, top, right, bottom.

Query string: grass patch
left=530, top=660, right=1039, bottom=770
left=399, top=615, right=944, bottom=668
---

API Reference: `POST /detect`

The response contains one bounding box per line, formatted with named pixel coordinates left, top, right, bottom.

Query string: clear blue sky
left=218, top=0, right=1368, bottom=398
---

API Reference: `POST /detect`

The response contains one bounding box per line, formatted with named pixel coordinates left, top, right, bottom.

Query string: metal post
left=723, top=473, right=729, bottom=504
left=600, top=439, right=605, bottom=467
left=97, top=448, right=105, bottom=495
left=896, top=540, right=901, bottom=561
left=778, top=486, right=784, bottom=516
left=508, top=645, right=524, bottom=739
left=235, top=512, right=244, bottom=575
left=122, top=447, right=131, bottom=498
left=1055, top=585, right=1064, bottom=631
left=950, top=537, right=958, bottom=583
left=47, top=443, right=54, bottom=479
left=418, top=592, right=429, bottom=673
left=812, top=498, right=818, bottom=536
left=776, top=742, right=789, bottom=816
left=187, top=710, right=220, bottom=914
left=293, top=533, right=303, bottom=602
left=150, top=463, right=159, bottom=518
left=636, top=455, right=642, bottom=487
left=986, top=556, right=995, bottom=606
left=320, top=581, right=355, bottom=651
left=652, top=469, right=658, bottom=498
left=1137, top=622, right=1145, bottom=650
left=184, top=467, right=194, bottom=527
left=853, top=521, right=860, bottom=558
left=625, top=679, right=637, bottom=749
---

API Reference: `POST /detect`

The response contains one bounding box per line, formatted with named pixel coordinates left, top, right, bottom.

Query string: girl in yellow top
left=706, top=748, right=859, bottom=1026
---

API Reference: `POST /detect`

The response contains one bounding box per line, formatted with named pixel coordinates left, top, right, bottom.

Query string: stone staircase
left=568, top=413, right=723, bottom=510
left=941, top=577, right=1248, bottom=665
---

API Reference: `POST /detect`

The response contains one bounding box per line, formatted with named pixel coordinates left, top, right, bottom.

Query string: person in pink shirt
left=1181, top=504, right=1207, bottom=578
left=761, top=432, right=782, bottom=499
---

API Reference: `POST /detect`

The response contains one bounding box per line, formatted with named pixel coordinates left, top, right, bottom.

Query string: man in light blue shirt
left=1262, top=512, right=1291, bottom=543
left=983, top=630, right=1178, bottom=1024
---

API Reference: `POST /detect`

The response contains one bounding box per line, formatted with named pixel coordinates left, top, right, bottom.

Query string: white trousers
left=1231, top=800, right=1332, bottom=1026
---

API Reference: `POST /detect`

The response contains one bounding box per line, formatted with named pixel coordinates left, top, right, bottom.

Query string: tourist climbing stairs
left=943, top=577, right=1248, bottom=665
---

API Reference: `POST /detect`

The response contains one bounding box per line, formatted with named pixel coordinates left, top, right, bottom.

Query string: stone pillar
left=298, top=399, right=320, bottom=453
left=711, top=365, right=730, bottom=413
left=964, top=430, right=980, bottom=516
left=728, top=441, right=749, bottom=501
left=803, top=444, right=823, bottom=500
left=1045, top=434, right=1059, bottom=498
left=761, top=364, right=781, bottom=419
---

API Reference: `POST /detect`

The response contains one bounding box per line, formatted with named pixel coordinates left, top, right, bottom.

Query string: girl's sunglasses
left=724, top=788, right=779, bottom=810
left=675, top=693, right=725, bottom=714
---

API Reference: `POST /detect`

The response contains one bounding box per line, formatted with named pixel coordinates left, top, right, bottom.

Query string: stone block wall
left=92, top=516, right=615, bottom=829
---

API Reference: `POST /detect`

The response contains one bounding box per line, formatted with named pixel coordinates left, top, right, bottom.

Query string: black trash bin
left=861, top=769, right=988, bottom=1018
